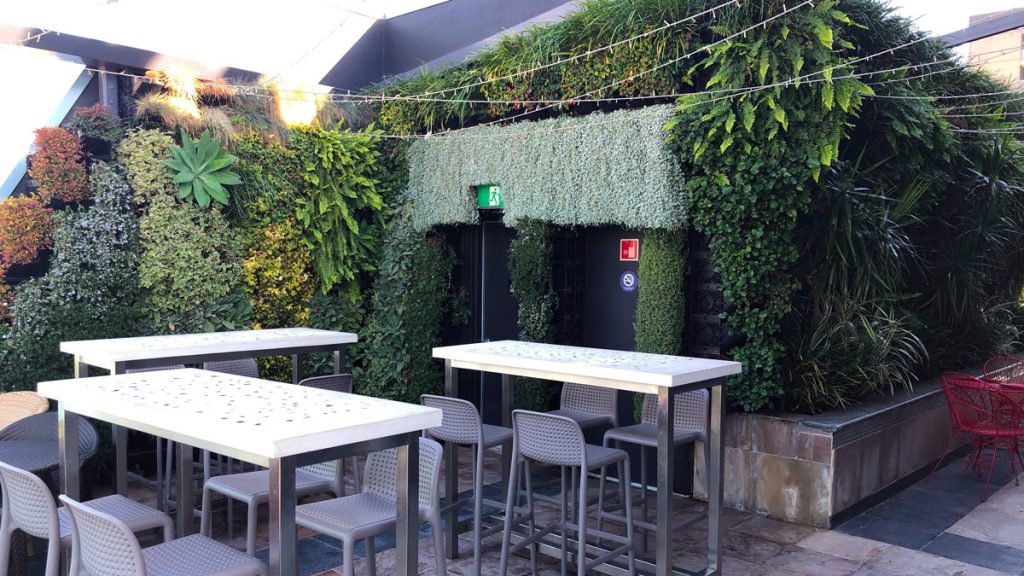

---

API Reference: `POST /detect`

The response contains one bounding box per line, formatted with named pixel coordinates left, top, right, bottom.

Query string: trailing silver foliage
left=406, top=105, right=685, bottom=231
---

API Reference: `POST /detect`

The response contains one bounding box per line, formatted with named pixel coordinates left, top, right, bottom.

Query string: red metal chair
left=933, top=372, right=1024, bottom=498
left=982, top=356, right=1024, bottom=387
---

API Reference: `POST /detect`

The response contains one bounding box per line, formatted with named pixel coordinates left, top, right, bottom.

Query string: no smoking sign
left=620, top=271, right=637, bottom=292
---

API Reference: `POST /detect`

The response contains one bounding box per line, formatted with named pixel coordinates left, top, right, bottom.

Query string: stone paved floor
left=25, top=447, right=1024, bottom=575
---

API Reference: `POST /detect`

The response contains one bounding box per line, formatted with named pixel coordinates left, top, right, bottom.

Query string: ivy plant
left=508, top=219, right=558, bottom=410
left=288, top=125, right=385, bottom=293
left=164, top=129, right=241, bottom=208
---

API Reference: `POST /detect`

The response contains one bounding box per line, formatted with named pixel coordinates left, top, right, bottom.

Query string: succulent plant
left=164, top=129, right=241, bottom=208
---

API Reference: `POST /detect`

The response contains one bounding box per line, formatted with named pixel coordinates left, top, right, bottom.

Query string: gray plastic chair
left=60, top=494, right=266, bottom=576
left=203, top=359, right=260, bottom=379
left=200, top=460, right=344, bottom=556
left=298, top=373, right=354, bottom=393
left=295, top=437, right=445, bottom=576
left=0, top=461, right=173, bottom=576
left=547, top=383, right=619, bottom=430
left=598, top=389, right=708, bottom=543
left=499, top=410, right=635, bottom=576
left=200, top=373, right=361, bottom=555
left=125, top=364, right=186, bottom=508
left=421, top=394, right=512, bottom=576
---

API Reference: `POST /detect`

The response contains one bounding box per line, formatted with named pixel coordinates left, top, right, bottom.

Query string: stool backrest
left=363, top=437, right=443, bottom=514
left=420, top=395, right=482, bottom=445
left=0, top=461, right=59, bottom=540
left=512, top=410, right=586, bottom=467
left=59, top=494, right=146, bottom=576
left=640, top=390, right=709, bottom=432
left=560, top=383, right=616, bottom=416
left=125, top=364, right=186, bottom=374
left=297, top=374, right=355, bottom=491
left=298, top=374, right=353, bottom=393
left=203, top=359, right=260, bottom=379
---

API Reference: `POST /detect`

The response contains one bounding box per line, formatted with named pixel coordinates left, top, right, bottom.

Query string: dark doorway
left=479, top=216, right=518, bottom=424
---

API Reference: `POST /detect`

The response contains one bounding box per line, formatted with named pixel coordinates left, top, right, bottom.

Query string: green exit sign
left=476, top=184, right=503, bottom=209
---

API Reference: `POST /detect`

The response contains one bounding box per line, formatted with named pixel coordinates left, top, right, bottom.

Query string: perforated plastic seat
left=201, top=463, right=343, bottom=555
left=599, top=390, right=709, bottom=545
left=200, top=373, right=361, bottom=555
left=126, top=364, right=186, bottom=508
left=499, top=410, right=635, bottom=576
left=0, top=461, right=173, bottom=576
left=546, top=383, right=619, bottom=431
left=421, top=395, right=512, bottom=575
left=61, top=494, right=266, bottom=576
left=295, top=437, right=445, bottom=576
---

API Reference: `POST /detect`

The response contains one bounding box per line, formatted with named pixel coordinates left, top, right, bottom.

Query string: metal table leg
left=177, top=441, right=196, bottom=537
left=57, top=405, right=81, bottom=499
left=113, top=361, right=128, bottom=495
left=706, top=381, right=725, bottom=574
left=291, top=354, right=302, bottom=384
left=333, top=347, right=345, bottom=375
left=443, top=360, right=459, bottom=559
left=656, top=386, right=675, bottom=576
left=269, top=455, right=298, bottom=576
left=396, top=435, right=420, bottom=576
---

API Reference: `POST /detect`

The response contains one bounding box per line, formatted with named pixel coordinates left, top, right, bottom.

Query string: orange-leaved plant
left=0, top=197, right=53, bottom=266
left=29, top=127, right=89, bottom=203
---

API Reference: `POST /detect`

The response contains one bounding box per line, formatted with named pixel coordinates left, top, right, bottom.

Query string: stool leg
left=560, top=467, right=568, bottom=576
left=577, top=465, right=588, bottom=576
left=498, top=443, right=520, bottom=576
left=473, top=443, right=484, bottom=576
left=200, top=486, right=212, bottom=536
left=156, top=437, right=164, bottom=512
left=597, top=439, right=609, bottom=545
left=524, top=459, right=538, bottom=576
left=343, top=537, right=355, bottom=576
left=246, top=500, right=257, bottom=556
left=432, top=511, right=446, bottom=576
left=367, top=536, right=377, bottom=576
left=640, top=446, right=648, bottom=553
left=622, top=459, right=636, bottom=576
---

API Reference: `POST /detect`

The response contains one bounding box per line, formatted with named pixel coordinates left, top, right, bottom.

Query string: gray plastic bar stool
left=60, top=494, right=266, bottom=576
left=200, top=373, right=361, bottom=554
left=499, top=410, right=635, bottom=576
left=125, top=364, right=186, bottom=509
left=598, top=389, right=709, bottom=546
left=421, top=394, right=512, bottom=576
left=295, top=437, right=445, bottom=576
left=0, top=461, right=173, bottom=576
left=547, top=383, right=619, bottom=430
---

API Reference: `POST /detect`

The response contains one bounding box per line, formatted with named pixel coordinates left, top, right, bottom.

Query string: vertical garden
left=1, top=0, right=1023, bottom=416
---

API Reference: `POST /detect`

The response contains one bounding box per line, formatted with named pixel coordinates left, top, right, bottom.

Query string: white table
left=38, top=369, right=441, bottom=576
left=433, top=341, right=741, bottom=576
left=61, top=327, right=358, bottom=494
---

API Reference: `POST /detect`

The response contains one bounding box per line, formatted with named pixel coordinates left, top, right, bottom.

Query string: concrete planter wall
left=692, top=375, right=959, bottom=528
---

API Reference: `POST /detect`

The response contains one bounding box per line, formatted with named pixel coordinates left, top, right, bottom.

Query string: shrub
left=116, top=128, right=175, bottom=206
left=507, top=219, right=557, bottom=410
left=305, top=289, right=367, bottom=377
left=229, top=133, right=303, bottom=227
left=288, top=126, right=385, bottom=293
left=67, top=104, right=124, bottom=143
left=0, top=163, right=141, bottom=390
left=138, top=194, right=244, bottom=333
left=0, top=197, right=53, bottom=266
left=29, top=127, right=89, bottom=203
left=634, top=229, right=686, bottom=356
left=360, top=203, right=461, bottom=402
left=242, top=222, right=313, bottom=329
left=0, top=266, right=12, bottom=325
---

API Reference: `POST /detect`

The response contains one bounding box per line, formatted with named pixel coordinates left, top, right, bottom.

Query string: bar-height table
left=433, top=341, right=741, bottom=576
left=60, top=327, right=358, bottom=495
left=37, top=368, right=441, bottom=576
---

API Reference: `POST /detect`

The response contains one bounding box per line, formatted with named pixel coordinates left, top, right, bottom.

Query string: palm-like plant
left=164, top=129, right=241, bottom=208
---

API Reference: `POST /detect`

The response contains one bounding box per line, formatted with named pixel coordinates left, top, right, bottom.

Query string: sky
left=887, top=0, right=1023, bottom=35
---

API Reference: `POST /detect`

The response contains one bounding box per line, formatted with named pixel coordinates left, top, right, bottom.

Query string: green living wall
left=380, top=0, right=1024, bottom=412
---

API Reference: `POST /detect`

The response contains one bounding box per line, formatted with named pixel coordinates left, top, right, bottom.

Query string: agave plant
left=163, top=129, right=240, bottom=208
